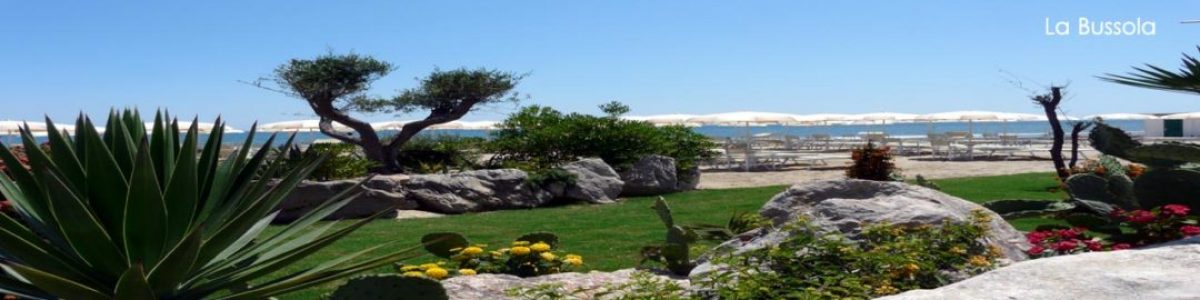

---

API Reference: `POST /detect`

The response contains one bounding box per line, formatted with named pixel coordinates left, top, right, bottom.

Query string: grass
left=272, top=172, right=1066, bottom=299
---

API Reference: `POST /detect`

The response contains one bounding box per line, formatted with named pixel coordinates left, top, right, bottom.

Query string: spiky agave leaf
left=0, top=110, right=417, bottom=299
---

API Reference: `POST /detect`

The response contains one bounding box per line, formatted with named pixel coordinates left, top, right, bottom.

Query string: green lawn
left=272, top=172, right=1065, bottom=299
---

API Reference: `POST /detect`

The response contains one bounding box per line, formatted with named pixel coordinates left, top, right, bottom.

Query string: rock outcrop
left=618, top=155, right=679, bottom=196
left=274, top=174, right=415, bottom=223
left=441, top=269, right=688, bottom=300
left=557, top=158, right=624, bottom=203
left=402, top=169, right=555, bottom=214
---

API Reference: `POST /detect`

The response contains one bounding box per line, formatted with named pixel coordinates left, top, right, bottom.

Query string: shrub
left=0, top=110, right=420, bottom=299
left=402, top=232, right=583, bottom=279
left=488, top=105, right=715, bottom=174
left=393, top=135, right=485, bottom=174
left=846, top=142, right=899, bottom=181
left=279, top=142, right=376, bottom=180
left=697, top=211, right=1001, bottom=299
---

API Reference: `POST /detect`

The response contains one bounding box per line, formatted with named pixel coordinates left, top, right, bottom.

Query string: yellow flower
left=874, top=284, right=899, bottom=295
left=987, top=245, right=1004, bottom=258
left=563, top=257, right=583, bottom=266
left=968, top=255, right=991, bottom=267
left=540, top=252, right=557, bottom=261
left=399, top=265, right=420, bottom=272
left=530, top=242, right=552, bottom=252
left=512, top=241, right=530, bottom=247
left=458, top=269, right=477, bottom=276
left=402, top=271, right=425, bottom=278
left=491, top=251, right=504, bottom=258
left=565, top=254, right=582, bottom=260
left=419, top=263, right=439, bottom=270
left=902, top=263, right=920, bottom=274
left=460, top=246, right=484, bottom=256
left=425, top=267, right=450, bottom=279
left=949, top=246, right=967, bottom=255
left=510, top=246, right=531, bottom=256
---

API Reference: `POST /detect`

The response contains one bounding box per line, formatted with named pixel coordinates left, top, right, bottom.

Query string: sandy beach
left=698, top=156, right=1057, bottom=189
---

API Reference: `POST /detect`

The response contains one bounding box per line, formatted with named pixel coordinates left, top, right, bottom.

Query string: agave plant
left=0, top=110, right=419, bottom=299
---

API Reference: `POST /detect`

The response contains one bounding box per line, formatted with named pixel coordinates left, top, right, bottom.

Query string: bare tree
left=1032, top=86, right=1071, bottom=181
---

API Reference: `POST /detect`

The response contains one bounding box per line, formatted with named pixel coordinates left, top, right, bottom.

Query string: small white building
left=1144, top=112, right=1200, bottom=138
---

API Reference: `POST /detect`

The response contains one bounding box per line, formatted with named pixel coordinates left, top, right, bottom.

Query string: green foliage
left=325, top=274, right=447, bottom=300
left=0, top=110, right=420, bottom=299
left=1067, top=123, right=1200, bottom=217
left=697, top=213, right=1001, bottom=299
left=846, top=142, right=899, bottom=181
left=380, top=68, right=524, bottom=114
left=1100, top=46, right=1200, bottom=95
left=598, top=101, right=630, bottom=118
left=393, top=135, right=484, bottom=174
left=279, top=143, right=376, bottom=180
left=488, top=105, right=716, bottom=174
left=271, top=53, right=393, bottom=103
left=408, top=232, right=581, bottom=278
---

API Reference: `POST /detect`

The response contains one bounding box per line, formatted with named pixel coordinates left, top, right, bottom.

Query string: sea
left=1, top=120, right=1144, bottom=146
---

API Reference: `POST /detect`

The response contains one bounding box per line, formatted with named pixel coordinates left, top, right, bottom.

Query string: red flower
left=1110, top=243, right=1132, bottom=250
left=1108, top=208, right=1126, bottom=219
left=1161, top=204, right=1191, bottom=217
left=1027, top=245, right=1045, bottom=255
left=1083, top=240, right=1103, bottom=251
left=1052, top=240, right=1078, bottom=252
left=1026, top=231, right=1051, bottom=244
left=1057, top=228, right=1084, bottom=239
left=1181, top=225, right=1200, bottom=237
left=1125, top=210, right=1155, bottom=224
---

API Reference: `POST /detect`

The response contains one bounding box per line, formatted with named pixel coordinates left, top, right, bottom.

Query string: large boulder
left=691, top=179, right=1028, bottom=278
left=557, top=158, right=624, bottom=203
left=618, top=155, right=679, bottom=196
left=403, top=169, right=555, bottom=214
left=441, top=269, right=688, bottom=300
left=674, top=165, right=701, bottom=191
left=274, top=174, right=416, bottom=223
left=879, top=237, right=1200, bottom=300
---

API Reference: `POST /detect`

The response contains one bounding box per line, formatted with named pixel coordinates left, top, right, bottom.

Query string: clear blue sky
left=2, top=1, right=1199, bottom=128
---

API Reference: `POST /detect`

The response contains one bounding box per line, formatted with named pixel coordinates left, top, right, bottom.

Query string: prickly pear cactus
left=652, top=197, right=695, bottom=275
left=982, top=199, right=1074, bottom=218
left=325, top=274, right=448, bottom=300
left=1127, top=142, right=1200, bottom=168
left=1133, top=169, right=1200, bottom=209
left=1089, top=123, right=1141, bottom=160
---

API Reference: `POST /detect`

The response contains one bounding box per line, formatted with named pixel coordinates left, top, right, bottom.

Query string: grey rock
left=393, top=210, right=446, bottom=220
left=273, top=174, right=416, bottom=223
left=879, top=237, right=1200, bottom=300
left=691, top=179, right=1028, bottom=279
left=558, top=158, right=624, bottom=203
left=441, top=269, right=689, bottom=300
left=618, top=155, right=679, bottom=196
left=403, top=169, right=554, bottom=214
left=674, top=165, right=701, bottom=191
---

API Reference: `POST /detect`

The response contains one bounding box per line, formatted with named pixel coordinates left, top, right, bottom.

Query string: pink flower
left=1125, top=210, right=1155, bottom=224
left=1052, top=240, right=1078, bottom=252
left=1161, top=204, right=1191, bottom=217
left=1027, top=245, right=1045, bottom=255
left=1181, top=225, right=1200, bottom=237
left=1110, top=243, right=1132, bottom=251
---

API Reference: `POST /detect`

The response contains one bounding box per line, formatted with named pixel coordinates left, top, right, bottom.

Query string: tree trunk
left=1068, top=122, right=1091, bottom=169
left=1036, top=87, right=1071, bottom=181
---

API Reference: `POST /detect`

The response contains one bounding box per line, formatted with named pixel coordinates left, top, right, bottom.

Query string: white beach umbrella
left=686, top=112, right=798, bottom=126
left=460, top=121, right=499, bottom=130
left=260, top=120, right=351, bottom=132
left=850, top=112, right=919, bottom=123
left=371, top=121, right=411, bottom=131
left=1083, top=113, right=1159, bottom=120
left=427, top=121, right=466, bottom=130
left=628, top=114, right=699, bottom=126
left=1160, top=112, right=1200, bottom=119
left=0, top=120, right=48, bottom=134
left=143, top=121, right=241, bottom=134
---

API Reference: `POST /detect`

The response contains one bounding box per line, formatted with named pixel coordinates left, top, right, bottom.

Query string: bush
left=846, top=142, right=899, bottom=181
left=488, top=105, right=715, bottom=174
left=279, top=143, right=376, bottom=180
left=394, top=135, right=485, bottom=174
left=697, top=211, right=1001, bottom=299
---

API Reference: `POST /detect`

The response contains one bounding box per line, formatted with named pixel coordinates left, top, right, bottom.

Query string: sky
left=2, top=1, right=1199, bottom=128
